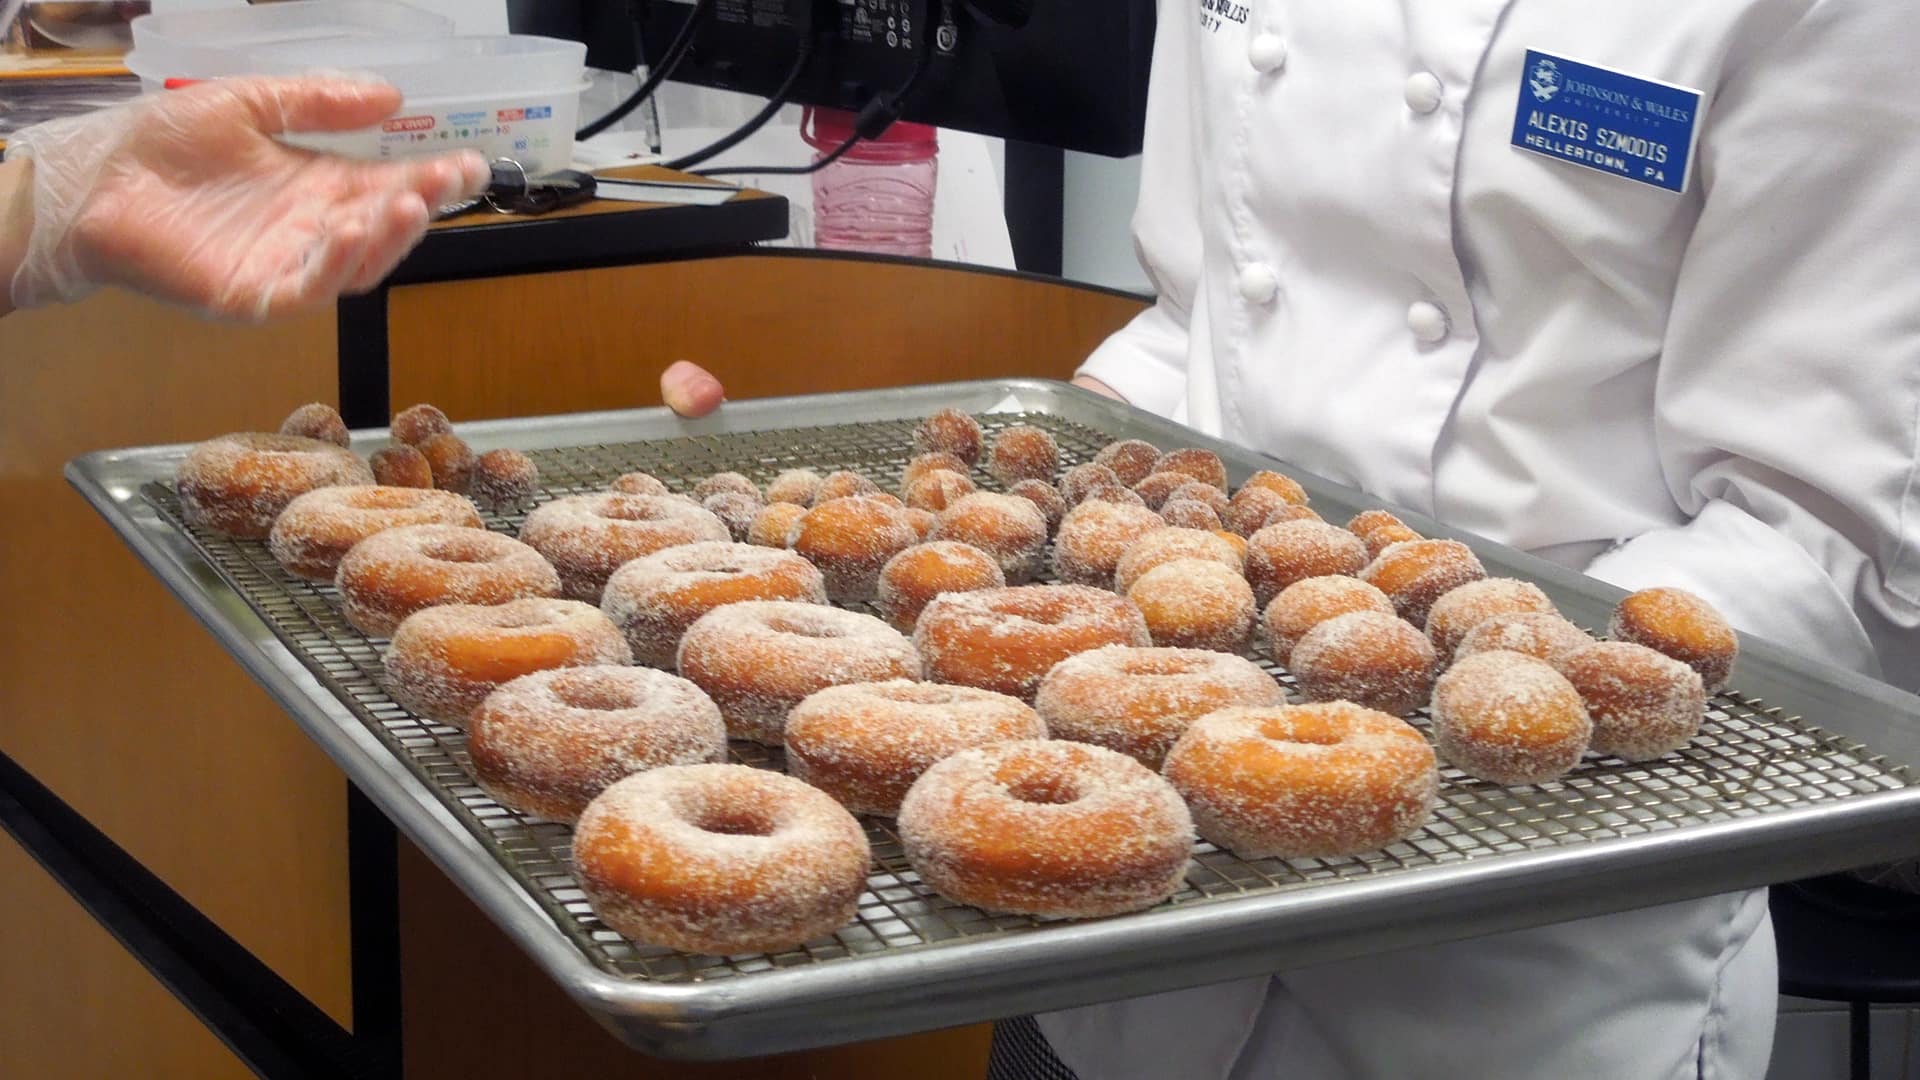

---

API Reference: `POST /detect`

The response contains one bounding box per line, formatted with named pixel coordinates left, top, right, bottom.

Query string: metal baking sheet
left=68, top=378, right=1920, bottom=1060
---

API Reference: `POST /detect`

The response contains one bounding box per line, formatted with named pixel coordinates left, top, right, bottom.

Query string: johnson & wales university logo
left=1530, top=58, right=1561, bottom=101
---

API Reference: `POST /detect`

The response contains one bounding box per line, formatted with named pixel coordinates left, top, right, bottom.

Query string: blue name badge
left=1510, top=50, right=1703, bottom=193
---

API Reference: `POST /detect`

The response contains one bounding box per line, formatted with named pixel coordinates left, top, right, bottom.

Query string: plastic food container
left=126, top=3, right=589, bottom=176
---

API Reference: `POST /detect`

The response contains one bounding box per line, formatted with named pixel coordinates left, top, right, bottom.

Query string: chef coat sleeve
left=1072, top=0, right=1203, bottom=417
left=1584, top=0, right=1920, bottom=689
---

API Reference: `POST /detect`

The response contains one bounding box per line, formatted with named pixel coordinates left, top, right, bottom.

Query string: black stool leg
left=1848, top=1001, right=1869, bottom=1080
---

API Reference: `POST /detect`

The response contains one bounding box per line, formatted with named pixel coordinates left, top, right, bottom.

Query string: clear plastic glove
left=6, top=76, right=488, bottom=322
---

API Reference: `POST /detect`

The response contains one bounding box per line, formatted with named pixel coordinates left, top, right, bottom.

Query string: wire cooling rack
left=140, top=410, right=1916, bottom=987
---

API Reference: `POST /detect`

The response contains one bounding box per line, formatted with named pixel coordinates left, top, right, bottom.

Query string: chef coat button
left=1248, top=34, right=1287, bottom=74
left=1407, top=300, right=1450, bottom=344
left=1404, top=72, right=1443, bottom=114
left=1237, top=263, right=1279, bottom=304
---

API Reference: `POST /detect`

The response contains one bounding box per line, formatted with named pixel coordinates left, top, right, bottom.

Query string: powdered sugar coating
left=930, top=492, right=1049, bottom=583
left=1244, top=519, right=1370, bottom=606
left=897, top=740, right=1193, bottom=918
left=384, top=598, right=630, bottom=727
left=1360, top=539, right=1487, bottom=626
left=677, top=601, right=919, bottom=745
left=1425, top=578, right=1558, bottom=665
left=279, top=403, right=350, bottom=448
left=370, top=445, right=434, bottom=489
left=1168, top=482, right=1229, bottom=518
left=1114, top=528, right=1245, bottom=595
left=418, top=433, right=477, bottom=494
left=747, top=502, right=807, bottom=548
left=1609, top=587, right=1739, bottom=692
left=904, top=507, right=936, bottom=539
left=1094, top=439, right=1160, bottom=487
left=520, top=493, right=730, bottom=601
left=1163, top=703, right=1437, bottom=859
left=1223, top=486, right=1293, bottom=537
left=602, top=542, right=827, bottom=667
left=1430, top=650, right=1592, bottom=785
left=1129, top=559, right=1257, bottom=653
left=176, top=432, right=374, bottom=539
left=573, top=763, right=869, bottom=954
left=269, top=485, right=482, bottom=581
left=1061, top=462, right=1123, bottom=505
left=693, top=472, right=761, bottom=503
left=786, top=680, right=1047, bottom=816
left=916, top=585, right=1151, bottom=702
left=1080, top=482, right=1148, bottom=507
left=1289, top=611, right=1437, bottom=716
left=702, top=492, right=762, bottom=542
left=765, top=468, right=823, bottom=506
left=1455, top=611, right=1595, bottom=666
left=914, top=409, right=984, bottom=466
left=1263, top=576, right=1397, bottom=668
left=1152, top=448, right=1228, bottom=491
left=876, top=541, right=1007, bottom=633
left=1160, top=498, right=1223, bottom=531
left=986, top=424, right=1059, bottom=486
left=788, top=495, right=921, bottom=602
left=1555, top=641, right=1706, bottom=761
left=1006, top=479, right=1067, bottom=534
left=1264, top=504, right=1324, bottom=528
left=904, top=468, right=977, bottom=512
left=1035, top=645, right=1281, bottom=770
left=1053, top=500, right=1166, bottom=588
left=334, top=524, right=561, bottom=637
left=610, top=472, right=669, bottom=497
left=1131, top=470, right=1192, bottom=510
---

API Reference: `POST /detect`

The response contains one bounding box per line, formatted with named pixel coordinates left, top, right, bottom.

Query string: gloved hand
left=5, top=76, right=487, bottom=322
left=660, top=360, right=727, bottom=417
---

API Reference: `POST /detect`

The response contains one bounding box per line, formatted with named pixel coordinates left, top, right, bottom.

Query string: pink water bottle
left=803, top=106, right=938, bottom=258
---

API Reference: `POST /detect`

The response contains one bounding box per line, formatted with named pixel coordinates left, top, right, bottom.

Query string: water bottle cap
left=803, top=106, right=939, bottom=155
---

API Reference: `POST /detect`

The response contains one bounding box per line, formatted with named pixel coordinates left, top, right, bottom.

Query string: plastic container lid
left=803, top=106, right=938, bottom=160
left=126, top=0, right=453, bottom=83
left=247, top=35, right=588, bottom=99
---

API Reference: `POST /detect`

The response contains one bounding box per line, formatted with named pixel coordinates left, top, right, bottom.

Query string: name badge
left=1510, top=50, right=1703, bottom=193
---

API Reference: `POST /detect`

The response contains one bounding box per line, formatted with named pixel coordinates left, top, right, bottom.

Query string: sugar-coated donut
left=1431, top=650, right=1592, bottom=785
left=1113, top=528, right=1245, bottom=594
left=269, top=485, right=482, bottom=581
left=1152, top=448, right=1227, bottom=491
left=787, top=494, right=921, bottom=602
left=765, top=468, right=823, bottom=506
left=1454, top=611, right=1594, bottom=665
left=334, top=524, right=561, bottom=637
left=1240, top=470, right=1308, bottom=506
left=1264, top=503, right=1324, bottom=528
left=914, top=409, right=985, bottom=466
left=602, top=542, right=826, bottom=667
left=915, top=584, right=1151, bottom=702
left=1081, top=482, right=1148, bottom=507
left=1244, top=519, right=1370, bottom=606
left=279, top=403, right=350, bottom=448
left=370, top=445, right=434, bottom=489
left=1160, top=498, right=1223, bottom=531
left=897, top=740, right=1192, bottom=918
left=786, top=680, right=1046, bottom=816
left=930, top=492, right=1048, bottom=583
left=1094, top=439, right=1161, bottom=487
left=1035, top=645, right=1281, bottom=769
left=1424, top=578, right=1557, bottom=665
left=875, top=541, right=1006, bottom=633
left=384, top=598, right=630, bottom=727
left=814, top=470, right=884, bottom=504
left=1053, top=499, right=1166, bottom=588
left=986, top=424, right=1059, bottom=486
left=904, top=468, right=976, bottom=512
left=693, top=472, right=760, bottom=503
left=702, top=492, right=760, bottom=541
left=1555, top=641, right=1706, bottom=761
left=904, top=507, right=936, bottom=539
left=1061, top=462, right=1123, bottom=505
left=1131, top=470, right=1193, bottom=510
left=573, top=764, right=869, bottom=954
left=1609, top=587, right=1738, bottom=692
left=1263, top=575, right=1397, bottom=668
left=1168, top=482, right=1229, bottom=518
left=610, top=471, right=669, bottom=497
left=1006, top=479, right=1067, bottom=534
left=176, top=432, right=374, bottom=539
left=1347, top=509, right=1404, bottom=540
left=902, top=452, right=968, bottom=494
left=1360, top=538, right=1487, bottom=626
left=1223, top=486, right=1292, bottom=537
left=1129, top=559, right=1257, bottom=653
left=1164, top=702, right=1437, bottom=859
left=390, top=403, right=452, bottom=447
left=520, top=493, right=730, bottom=601
left=677, top=601, right=918, bottom=744
left=469, top=449, right=540, bottom=508
left=747, top=502, right=808, bottom=548
left=1289, top=611, right=1436, bottom=716
left=469, top=665, right=726, bottom=822
left=417, top=433, right=476, bottom=494
left=1363, top=524, right=1424, bottom=560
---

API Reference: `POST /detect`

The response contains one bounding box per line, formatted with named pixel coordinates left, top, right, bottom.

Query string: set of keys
left=436, top=159, right=742, bottom=220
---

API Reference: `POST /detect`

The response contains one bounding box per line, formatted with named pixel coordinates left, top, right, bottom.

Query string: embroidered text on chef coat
left=1509, top=51, right=1704, bottom=192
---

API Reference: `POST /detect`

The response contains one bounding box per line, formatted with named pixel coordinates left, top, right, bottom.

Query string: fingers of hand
left=221, top=75, right=403, bottom=137
left=661, top=361, right=726, bottom=418
left=342, top=192, right=431, bottom=294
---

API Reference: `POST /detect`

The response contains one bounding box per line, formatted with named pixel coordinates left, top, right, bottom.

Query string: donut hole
left=689, top=806, right=779, bottom=837
left=1120, top=654, right=1206, bottom=677
left=489, top=607, right=563, bottom=630
left=1259, top=714, right=1345, bottom=746
left=548, top=675, right=638, bottom=712
left=765, top=616, right=844, bottom=639
left=1002, top=772, right=1084, bottom=805
left=352, top=488, right=427, bottom=510
left=879, top=684, right=971, bottom=705
left=1015, top=606, right=1070, bottom=627
left=422, top=540, right=496, bottom=564
left=599, top=502, right=669, bottom=523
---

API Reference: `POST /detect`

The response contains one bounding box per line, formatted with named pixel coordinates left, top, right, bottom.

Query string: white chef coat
left=1040, top=1, right=1920, bottom=1077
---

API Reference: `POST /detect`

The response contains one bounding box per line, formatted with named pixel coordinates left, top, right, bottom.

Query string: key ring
left=482, top=158, right=530, bottom=214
